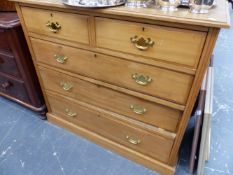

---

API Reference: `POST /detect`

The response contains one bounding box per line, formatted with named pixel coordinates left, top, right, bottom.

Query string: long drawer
left=46, top=92, right=175, bottom=163
left=32, top=38, right=194, bottom=105
left=38, top=66, right=182, bottom=132
left=21, top=7, right=89, bottom=45
left=0, top=72, right=29, bottom=103
left=95, top=18, right=206, bottom=68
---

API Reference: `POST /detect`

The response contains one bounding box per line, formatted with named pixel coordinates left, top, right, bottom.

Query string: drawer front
left=96, top=18, right=206, bottom=68
left=0, top=73, right=29, bottom=103
left=21, top=7, right=89, bottom=44
left=0, top=29, right=10, bottom=50
left=47, top=92, right=174, bottom=163
left=32, top=38, right=193, bottom=104
left=0, top=51, right=20, bottom=78
left=39, top=66, right=182, bottom=132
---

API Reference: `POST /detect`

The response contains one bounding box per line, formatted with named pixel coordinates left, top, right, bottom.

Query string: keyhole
left=50, top=13, right=53, bottom=17
left=142, top=27, right=145, bottom=32
left=94, top=54, right=97, bottom=58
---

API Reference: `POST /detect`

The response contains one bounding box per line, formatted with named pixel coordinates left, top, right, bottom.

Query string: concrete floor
left=0, top=9, right=232, bottom=175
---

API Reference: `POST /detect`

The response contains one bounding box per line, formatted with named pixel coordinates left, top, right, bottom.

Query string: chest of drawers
left=13, top=0, right=230, bottom=174
left=0, top=12, right=45, bottom=114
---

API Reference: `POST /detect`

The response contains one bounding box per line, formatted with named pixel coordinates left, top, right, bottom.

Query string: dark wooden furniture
left=0, top=1, right=16, bottom=11
left=0, top=12, right=45, bottom=117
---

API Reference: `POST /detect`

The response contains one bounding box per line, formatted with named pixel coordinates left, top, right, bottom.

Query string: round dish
left=62, top=0, right=126, bottom=8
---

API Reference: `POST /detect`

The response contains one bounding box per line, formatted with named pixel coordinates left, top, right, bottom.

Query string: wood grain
left=31, top=38, right=194, bottom=105
left=96, top=17, right=207, bottom=69
left=10, top=0, right=230, bottom=28
left=48, top=113, right=176, bottom=175
left=38, top=65, right=182, bottom=132
left=28, top=32, right=197, bottom=75
left=0, top=1, right=16, bottom=11
left=168, top=28, right=220, bottom=165
left=46, top=92, right=175, bottom=163
left=21, top=6, right=90, bottom=45
left=14, top=1, right=227, bottom=174
left=38, top=63, right=186, bottom=111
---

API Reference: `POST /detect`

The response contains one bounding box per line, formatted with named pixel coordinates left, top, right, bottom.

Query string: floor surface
left=0, top=9, right=233, bottom=175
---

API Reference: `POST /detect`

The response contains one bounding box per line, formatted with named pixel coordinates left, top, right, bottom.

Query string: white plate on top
left=62, top=0, right=126, bottom=8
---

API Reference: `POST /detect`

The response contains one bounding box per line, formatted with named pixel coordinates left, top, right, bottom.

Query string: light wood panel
left=38, top=63, right=186, bottom=111
left=96, top=17, right=207, bottom=68
left=31, top=38, right=194, bottom=105
left=47, top=89, right=177, bottom=139
left=46, top=92, right=175, bottom=163
left=168, top=28, right=220, bottom=165
left=21, top=6, right=90, bottom=44
left=29, top=32, right=197, bottom=75
left=38, top=66, right=182, bottom=132
left=48, top=113, right=176, bottom=175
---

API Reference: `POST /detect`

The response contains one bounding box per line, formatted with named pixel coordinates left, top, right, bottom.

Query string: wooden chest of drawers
left=0, top=12, right=45, bottom=113
left=13, top=0, right=230, bottom=174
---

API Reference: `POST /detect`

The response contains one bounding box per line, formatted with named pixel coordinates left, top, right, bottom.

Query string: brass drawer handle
left=130, top=104, right=147, bottom=115
left=132, top=73, right=152, bottom=86
left=60, top=81, right=73, bottom=91
left=54, top=54, right=68, bottom=64
left=126, top=135, right=141, bottom=145
left=130, top=35, right=154, bottom=51
left=46, top=21, right=61, bottom=33
left=65, top=108, right=77, bottom=117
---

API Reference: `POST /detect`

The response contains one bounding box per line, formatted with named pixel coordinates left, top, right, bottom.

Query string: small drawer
left=21, top=7, right=89, bottom=44
left=0, top=29, right=10, bottom=50
left=32, top=38, right=193, bottom=104
left=38, top=66, right=182, bottom=132
left=95, top=18, right=207, bottom=68
left=0, top=73, right=30, bottom=103
left=0, top=51, right=21, bottom=78
left=46, top=92, right=175, bottom=163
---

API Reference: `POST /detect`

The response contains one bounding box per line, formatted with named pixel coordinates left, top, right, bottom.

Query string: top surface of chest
left=11, top=0, right=230, bottom=28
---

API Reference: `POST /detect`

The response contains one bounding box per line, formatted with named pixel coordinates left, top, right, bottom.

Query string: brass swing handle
left=65, top=108, right=77, bottom=117
left=54, top=54, right=68, bottom=64
left=46, top=21, right=61, bottom=33
left=60, top=81, right=73, bottom=91
left=130, top=35, right=154, bottom=51
left=126, top=135, right=141, bottom=145
left=132, top=73, right=152, bottom=86
left=130, top=105, right=147, bottom=115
